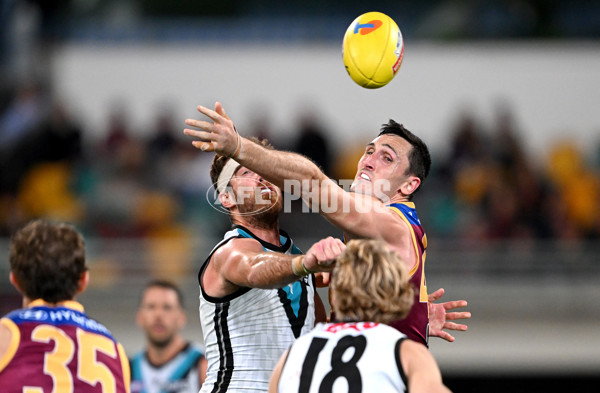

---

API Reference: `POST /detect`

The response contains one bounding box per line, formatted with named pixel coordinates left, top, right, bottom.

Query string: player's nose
left=362, top=154, right=376, bottom=169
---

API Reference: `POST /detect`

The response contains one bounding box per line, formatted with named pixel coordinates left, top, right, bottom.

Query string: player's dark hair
left=378, top=120, right=431, bottom=189
left=140, top=279, right=185, bottom=307
left=9, top=220, right=87, bottom=303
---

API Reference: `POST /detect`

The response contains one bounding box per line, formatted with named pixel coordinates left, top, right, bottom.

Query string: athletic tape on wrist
left=231, top=134, right=243, bottom=159
left=292, top=256, right=307, bottom=277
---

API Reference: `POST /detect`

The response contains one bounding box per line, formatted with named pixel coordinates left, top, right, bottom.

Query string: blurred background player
left=0, top=219, right=130, bottom=393
left=130, top=279, right=207, bottom=393
left=184, top=103, right=470, bottom=346
left=199, top=140, right=345, bottom=393
left=270, top=239, right=452, bottom=393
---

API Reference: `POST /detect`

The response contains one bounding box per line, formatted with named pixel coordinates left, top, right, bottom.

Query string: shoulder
left=186, top=342, right=206, bottom=358
left=130, top=350, right=146, bottom=363
left=211, top=237, right=264, bottom=266
left=0, top=318, right=19, bottom=371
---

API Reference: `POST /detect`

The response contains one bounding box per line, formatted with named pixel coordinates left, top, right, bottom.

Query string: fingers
left=438, top=332, right=456, bottom=343
left=184, top=127, right=216, bottom=151
left=443, top=322, right=468, bottom=331
left=327, top=237, right=346, bottom=258
left=314, top=272, right=330, bottom=287
left=442, top=300, right=469, bottom=311
left=183, top=128, right=217, bottom=141
left=196, top=104, right=222, bottom=123
left=445, top=311, right=471, bottom=321
left=305, top=237, right=345, bottom=272
left=319, top=237, right=345, bottom=261
left=427, top=288, right=445, bottom=302
left=215, top=101, right=231, bottom=121
left=192, top=141, right=215, bottom=151
left=184, top=118, right=215, bottom=130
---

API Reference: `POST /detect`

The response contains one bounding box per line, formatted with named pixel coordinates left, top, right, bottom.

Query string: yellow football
left=342, top=11, right=404, bottom=89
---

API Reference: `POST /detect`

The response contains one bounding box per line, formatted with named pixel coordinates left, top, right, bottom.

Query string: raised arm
left=183, top=103, right=404, bottom=242
left=184, top=103, right=326, bottom=193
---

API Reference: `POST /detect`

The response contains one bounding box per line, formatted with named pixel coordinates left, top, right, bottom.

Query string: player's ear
left=399, top=176, right=420, bottom=196
left=219, top=191, right=236, bottom=209
left=77, top=271, right=90, bottom=294
left=9, top=272, right=23, bottom=294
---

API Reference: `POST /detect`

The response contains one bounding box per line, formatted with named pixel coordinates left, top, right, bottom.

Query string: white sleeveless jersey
left=130, top=342, right=205, bottom=393
left=199, top=226, right=316, bottom=393
left=278, top=322, right=408, bottom=393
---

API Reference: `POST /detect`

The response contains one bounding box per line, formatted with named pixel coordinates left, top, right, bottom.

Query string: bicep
left=214, top=238, right=296, bottom=289
left=213, top=238, right=266, bottom=287
left=316, top=180, right=399, bottom=239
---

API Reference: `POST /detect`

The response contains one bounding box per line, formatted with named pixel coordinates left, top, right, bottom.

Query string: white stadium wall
left=53, top=41, right=600, bottom=160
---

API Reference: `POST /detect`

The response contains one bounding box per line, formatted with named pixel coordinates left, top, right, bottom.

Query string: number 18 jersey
left=278, top=322, right=408, bottom=393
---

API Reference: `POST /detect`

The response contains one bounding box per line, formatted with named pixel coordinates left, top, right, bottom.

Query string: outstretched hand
left=183, top=102, right=240, bottom=157
left=428, top=288, right=470, bottom=342
left=303, top=237, right=346, bottom=273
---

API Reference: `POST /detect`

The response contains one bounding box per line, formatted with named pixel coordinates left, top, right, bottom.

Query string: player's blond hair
left=331, top=239, right=414, bottom=324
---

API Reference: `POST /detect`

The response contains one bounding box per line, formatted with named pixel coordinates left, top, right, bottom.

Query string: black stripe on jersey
left=232, top=225, right=293, bottom=253
left=395, top=337, right=409, bottom=390
left=212, top=302, right=234, bottom=393
left=277, top=279, right=309, bottom=339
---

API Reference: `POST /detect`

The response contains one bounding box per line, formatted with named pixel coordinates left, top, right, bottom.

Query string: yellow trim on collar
left=29, top=299, right=85, bottom=313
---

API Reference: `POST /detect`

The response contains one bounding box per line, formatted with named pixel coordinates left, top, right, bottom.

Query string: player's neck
left=233, top=217, right=281, bottom=246
left=388, top=193, right=410, bottom=205
left=244, top=225, right=281, bottom=246
left=147, top=335, right=187, bottom=366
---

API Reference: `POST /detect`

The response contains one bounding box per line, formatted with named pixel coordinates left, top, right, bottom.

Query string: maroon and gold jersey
left=387, top=202, right=429, bottom=346
left=0, top=300, right=130, bottom=393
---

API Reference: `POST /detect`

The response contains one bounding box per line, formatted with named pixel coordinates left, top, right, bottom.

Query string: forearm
left=246, top=253, right=305, bottom=289
left=237, top=137, right=324, bottom=195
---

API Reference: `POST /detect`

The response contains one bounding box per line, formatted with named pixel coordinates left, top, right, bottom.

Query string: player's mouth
left=260, top=185, right=274, bottom=194
left=358, top=172, right=371, bottom=182
left=259, top=184, right=279, bottom=200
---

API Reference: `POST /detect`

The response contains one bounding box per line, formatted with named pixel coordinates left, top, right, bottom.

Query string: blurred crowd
left=1, top=81, right=599, bottom=244
left=1, top=1, right=599, bottom=246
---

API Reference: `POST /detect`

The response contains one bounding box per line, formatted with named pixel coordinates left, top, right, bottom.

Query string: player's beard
left=148, top=332, right=174, bottom=349
left=236, top=188, right=283, bottom=229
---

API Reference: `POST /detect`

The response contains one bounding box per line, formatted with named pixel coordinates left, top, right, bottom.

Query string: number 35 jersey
left=0, top=299, right=130, bottom=393
left=278, top=322, right=408, bottom=393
